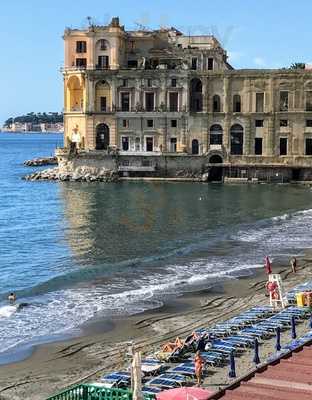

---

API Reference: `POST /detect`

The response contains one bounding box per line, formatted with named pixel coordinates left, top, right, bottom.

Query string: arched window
left=95, top=80, right=111, bottom=112
left=212, top=95, right=221, bottom=112
left=230, top=124, right=244, bottom=155
left=99, top=39, right=108, bottom=50
left=96, top=124, right=110, bottom=150
left=192, top=139, right=199, bottom=155
left=209, top=155, right=223, bottom=164
left=190, top=78, right=203, bottom=112
left=233, top=94, right=241, bottom=113
left=210, top=125, right=223, bottom=145
left=67, top=76, right=83, bottom=111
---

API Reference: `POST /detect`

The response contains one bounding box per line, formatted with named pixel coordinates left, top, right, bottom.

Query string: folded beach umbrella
left=156, top=387, right=214, bottom=400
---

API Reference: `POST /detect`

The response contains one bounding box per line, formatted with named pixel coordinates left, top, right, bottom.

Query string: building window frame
left=121, top=136, right=130, bottom=151
left=168, top=91, right=179, bottom=112
left=280, top=91, right=289, bottom=111
left=171, top=119, right=177, bottom=128
left=120, top=91, right=131, bottom=112
left=170, top=137, right=177, bottom=152
left=254, top=137, right=263, bottom=155
left=305, top=137, right=312, bottom=155
left=256, top=92, right=264, bottom=113
left=280, top=137, right=288, bottom=156
left=144, top=92, right=155, bottom=112
left=76, top=41, right=87, bottom=53
left=207, top=58, right=214, bottom=70
left=255, top=119, right=264, bottom=128
left=147, top=119, right=154, bottom=128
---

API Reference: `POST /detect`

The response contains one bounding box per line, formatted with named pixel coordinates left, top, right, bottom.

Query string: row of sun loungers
left=98, top=304, right=311, bottom=395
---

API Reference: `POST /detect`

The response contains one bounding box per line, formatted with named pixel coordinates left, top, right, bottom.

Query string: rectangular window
left=76, top=41, right=87, bottom=53
left=169, top=92, right=179, bottom=112
left=191, top=57, right=198, bottom=70
left=146, top=137, right=153, bottom=152
left=122, top=137, right=129, bottom=151
left=100, top=97, right=107, bottom=112
left=208, top=58, right=214, bottom=70
left=127, top=60, right=138, bottom=68
left=122, top=79, right=128, bottom=87
left=171, top=79, right=177, bottom=87
left=147, top=119, right=154, bottom=128
left=145, top=93, right=155, bottom=111
left=255, top=138, right=263, bottom=155
left=306, top=138, right=312, bottom=155
left=171, top=119, right=177, bottom=128
left=142, top=159, right=150, bottom=167
left=280, top=91, right=289, bottom=111
left=306, top=92, right=312, bottom=111
left=98, top=56, right=109, bottom=69
left=280, top=138, right=288, bottom=155
left=147, top=79, right=152, bottom=87
left=75, top=58, right=87, bottom=68
left=256, top=92, right=264, bottom=112
left=121, top=92, right=130, bottom=111
left=170, top=138, right=177, bottom=152
left=135, top=137, right=140, bottom=151
left=122, top=119, right=129, bottom=128
left=280, top=119, right=288, bottom=127
left=255, top=120, right=264, bottom=127
left=306, top=119, right=312, bottom=127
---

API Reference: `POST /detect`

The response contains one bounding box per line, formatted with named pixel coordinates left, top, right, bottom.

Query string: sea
left=1, top=132, right=312, bottom=362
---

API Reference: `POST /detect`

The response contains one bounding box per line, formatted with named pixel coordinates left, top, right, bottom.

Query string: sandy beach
left=0, top=257, right=311, bottom=400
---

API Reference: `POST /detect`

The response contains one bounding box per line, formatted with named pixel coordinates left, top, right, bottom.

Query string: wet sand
left=0, top=258, right=311, bottom=400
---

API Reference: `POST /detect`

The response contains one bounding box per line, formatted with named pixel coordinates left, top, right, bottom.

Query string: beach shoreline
left=0, top=256, right=311, bottom=400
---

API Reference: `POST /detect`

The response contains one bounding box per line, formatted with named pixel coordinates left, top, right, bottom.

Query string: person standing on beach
left=194, top=350, right=205, bottom=386
left=291, top=257, right=297, bottom=273
left=264, top=256, right=272, bottom=275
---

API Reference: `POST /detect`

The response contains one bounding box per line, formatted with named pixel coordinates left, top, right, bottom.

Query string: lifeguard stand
left=268, top=274, right=287, bottom=309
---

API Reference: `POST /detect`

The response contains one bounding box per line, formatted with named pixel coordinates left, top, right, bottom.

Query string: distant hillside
left=4, top=112, right=63, bottom=127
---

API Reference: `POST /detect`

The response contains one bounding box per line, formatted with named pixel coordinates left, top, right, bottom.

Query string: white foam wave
left=0, top=305, right=18, bottom=318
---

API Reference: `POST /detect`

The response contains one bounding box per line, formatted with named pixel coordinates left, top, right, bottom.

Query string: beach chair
left=100, top=371, right=131, bottom=388
left=157, top=373, right=188, bottom=384
left=239, top=327, right=272, bottom=339
left=168, top=363, right=196, bottom=377
left=142, top=386, right=163, bottom=396
left=146, top=377, right=180, bottom=389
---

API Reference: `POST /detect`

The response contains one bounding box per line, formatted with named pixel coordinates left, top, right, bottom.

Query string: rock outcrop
left=23, top=166, right=119, bottom=182
left=24, top=157, right=58, bottom=167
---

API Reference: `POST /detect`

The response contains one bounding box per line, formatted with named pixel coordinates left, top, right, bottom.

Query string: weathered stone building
left=59, top=17, right=312, bottom=181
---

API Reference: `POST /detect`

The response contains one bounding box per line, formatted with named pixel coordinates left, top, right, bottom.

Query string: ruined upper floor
left=63, top=17, right=232, bottom=72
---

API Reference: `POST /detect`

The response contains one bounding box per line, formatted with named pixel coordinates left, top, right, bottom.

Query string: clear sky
left=0, top=0, right=311, bottom=124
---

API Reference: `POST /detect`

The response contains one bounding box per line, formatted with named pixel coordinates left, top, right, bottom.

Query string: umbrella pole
left=253, top=339, right=260, bottom=365
left=275, top=327, right=281, bottom=351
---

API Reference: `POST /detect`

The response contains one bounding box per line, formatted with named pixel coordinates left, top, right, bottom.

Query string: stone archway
left=192, top=139, right=199, bottom=155
left=95, top=124, right=110, bottom=150
left=208, top=154, right=223, bottom=182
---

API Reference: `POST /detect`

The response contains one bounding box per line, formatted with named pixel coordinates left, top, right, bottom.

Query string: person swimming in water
left=8, top=293, right=16, bottom=304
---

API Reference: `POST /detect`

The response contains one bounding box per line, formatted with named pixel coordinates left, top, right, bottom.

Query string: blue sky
left=0, top=0, right=311, bottom=124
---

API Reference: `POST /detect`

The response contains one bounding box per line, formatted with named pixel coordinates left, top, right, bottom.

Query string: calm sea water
left=1, top=132, right=312, bottom=358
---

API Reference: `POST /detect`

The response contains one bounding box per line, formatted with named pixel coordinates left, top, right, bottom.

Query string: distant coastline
left=0, top=130, right=63, bottom=134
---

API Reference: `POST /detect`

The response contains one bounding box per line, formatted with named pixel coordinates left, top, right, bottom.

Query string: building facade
left=61, top=17, right=312, bottom=181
